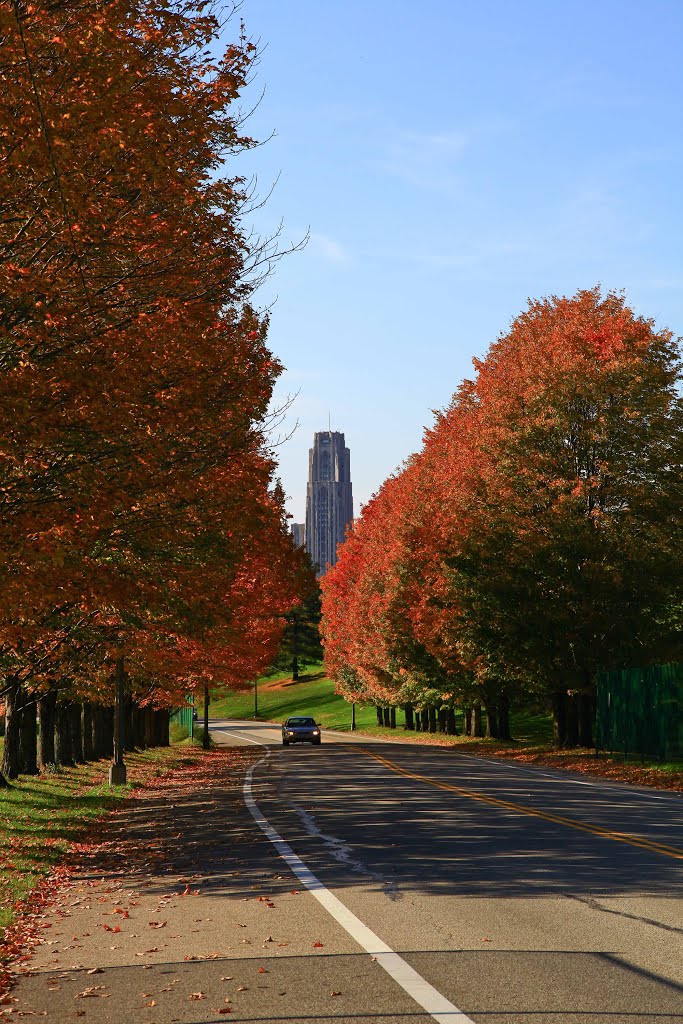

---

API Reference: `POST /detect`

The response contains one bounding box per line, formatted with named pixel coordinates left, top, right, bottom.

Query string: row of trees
left=0, top=685, right=171, bottom=776
left=0, top=1, right=308, bottom=779
left=322, top=290, right=683, bottom=746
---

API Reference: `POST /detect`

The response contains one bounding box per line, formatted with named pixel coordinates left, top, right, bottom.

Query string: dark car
left=282, top=716, right=322, bottom=746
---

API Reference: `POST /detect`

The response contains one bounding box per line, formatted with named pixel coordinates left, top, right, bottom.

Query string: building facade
left=305, top=431, right=353, bottom=574
left=290, top=522, right=305, bottom=548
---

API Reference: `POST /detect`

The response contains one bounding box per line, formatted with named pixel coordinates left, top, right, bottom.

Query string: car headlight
left=287, top=731, right=294, bottom=736
left=312, top=730, right=319, bottom=735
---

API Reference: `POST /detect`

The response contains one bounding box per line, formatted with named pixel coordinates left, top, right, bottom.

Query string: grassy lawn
left=0, top=744, right=199, bottom=939
left=210, top=666, right=379, bottom=731
left=210, top=664, right=554, bottom=741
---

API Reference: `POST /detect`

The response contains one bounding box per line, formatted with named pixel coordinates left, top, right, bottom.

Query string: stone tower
left=305, top=431, right=353, bottom=574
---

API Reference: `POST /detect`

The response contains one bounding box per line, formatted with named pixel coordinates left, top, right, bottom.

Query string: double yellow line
left=354, top=746, right=683, bottom=861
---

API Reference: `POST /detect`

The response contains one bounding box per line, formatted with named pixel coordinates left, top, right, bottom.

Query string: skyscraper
left=305, top=431, right=353, bottom=574
left=290, top=522, right=305, bottom=548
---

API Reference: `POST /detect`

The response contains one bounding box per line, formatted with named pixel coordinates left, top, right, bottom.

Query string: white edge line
left=244, top=751, right=475, bottom=1024
left=211, top=726, right=265, bottom=746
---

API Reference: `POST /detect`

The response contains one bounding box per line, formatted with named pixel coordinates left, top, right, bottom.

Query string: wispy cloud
left=310, top=232, right=350, bottom=264
left=377, top=129, right=468, bottom=191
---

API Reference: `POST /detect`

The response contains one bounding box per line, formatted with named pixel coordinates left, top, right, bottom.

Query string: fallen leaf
left=313, top=941, right=324, bottom=948
left=257, top=967, right=268, bottom=974
left=75, top=986, right=108, bottom=999
left=86, top=968, right=103, bottom=975
left=144, top=1001, right=157, bottom=1008
left=188, top=992, right=205, bottom=1001
left=236, top=986, right=248, bottom=992
left=331, top=990, right=341, bottom=997
left=148, top=922, right=166, bottom=929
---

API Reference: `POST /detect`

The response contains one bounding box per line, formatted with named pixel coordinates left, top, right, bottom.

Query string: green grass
left=210, top=664, right=555, bottom=742
left=0, top=745, right=193, bottom=939
left=210, top=665, right=377, bottom=731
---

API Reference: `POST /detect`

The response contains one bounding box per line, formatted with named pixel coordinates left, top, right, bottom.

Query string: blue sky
left=231, top=0, right=683, bottom=522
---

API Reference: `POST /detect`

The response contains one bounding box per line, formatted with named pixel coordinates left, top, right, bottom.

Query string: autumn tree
left=437, top=289, right=683, bottom=744
left=0, top=1, right=302, bottom=777
left=322, top=288, right=682, bottom=748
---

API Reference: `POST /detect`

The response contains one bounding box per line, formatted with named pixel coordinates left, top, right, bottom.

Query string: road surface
left=6, top=718, right=682, bottom=1023
left=211, top=718, right=683, bottom=1023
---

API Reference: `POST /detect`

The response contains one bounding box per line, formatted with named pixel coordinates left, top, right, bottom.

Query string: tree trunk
left=157, top=710, right=170, bottom=747
left=202, top=684, right=210, bottom=749
left=292, top=656, right=299, bottom=682
left=437, top=708, right=447, bottom=733
left=102, top=706, right=115, bottom=758
left=389, top=707, right=396, bottom=729
left=484, top=704, right=498, bottom=739
left=464, top=707, right=472, bottom=736
left=92, top=705, right=112, bottom=759
left=447, top=708, right=457, bottom=735
left=404, top=705, right=414, bottom=730
left=566, top=693, right=579, bottom=748
left=552, top=691, right=567, bottom=747
left=55, top=702, right=74, bottom=766
left=123, top=695, right=135, bottom=752
left=144, top=706, right=155, bottom=748
left=497, top=696, right=512, bottom=741
left=82, top=702, right=95, bottom=761
left=473, top=704, right=484, bottom=737
left=376, top=706, right=383, bottom=727
left=2, top=680, right=22, bottom=780
left=91, top=704, right=103, bottom=758
left=132, top=702, right=145, bottom=749
left=428, top=707, right=437, bottom=733
left=19, top=696, right=39, bottom=775
left=578, top=691, right=594, bottom=748
left=421, top=708, right=429, bottom=732
left=39, top=689, right=57, bottom=768
left=71, top=703, right=85, bottom=762
left=415, top=710, right=421, bottom=732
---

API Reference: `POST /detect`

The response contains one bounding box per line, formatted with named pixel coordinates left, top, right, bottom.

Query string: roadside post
left=351, top=703, right=356, bottom=731
left=109, top=655, right=127, bottom=786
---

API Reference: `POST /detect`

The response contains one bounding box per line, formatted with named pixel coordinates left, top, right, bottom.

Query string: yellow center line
left=352, top=746, right=683, bottom=861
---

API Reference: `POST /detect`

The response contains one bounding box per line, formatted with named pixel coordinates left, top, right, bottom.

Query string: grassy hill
left=209, top=664, right=555, bottom=744
left=209, top=665, right=378, bottom=731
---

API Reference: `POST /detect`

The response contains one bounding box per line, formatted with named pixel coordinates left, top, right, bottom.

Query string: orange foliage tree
left=322, top=289, right=683, bottom=746
left=0, top=1, right=302, bottom=777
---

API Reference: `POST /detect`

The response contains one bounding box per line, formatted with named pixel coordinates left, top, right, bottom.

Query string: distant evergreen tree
left=274, top=572, right=323, bottom=680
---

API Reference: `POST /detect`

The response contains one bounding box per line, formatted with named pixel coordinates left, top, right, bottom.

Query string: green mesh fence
left=170, top=703, right=194, bottom=737
left=597, top=663, right=683, bottom=760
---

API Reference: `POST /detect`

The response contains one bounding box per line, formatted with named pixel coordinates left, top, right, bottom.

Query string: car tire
left=282, top=739, right=289, bottom=746
left=313, top=737, right=321, bottom=745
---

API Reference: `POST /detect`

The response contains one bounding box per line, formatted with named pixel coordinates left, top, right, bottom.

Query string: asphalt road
left=7, top=719, right=682, bottom=1024
left=211, top=718, right=683, bottom=1023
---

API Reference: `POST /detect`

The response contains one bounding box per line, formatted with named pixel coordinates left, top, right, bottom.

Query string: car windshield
left=287, top=717, right=315, bottom=726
